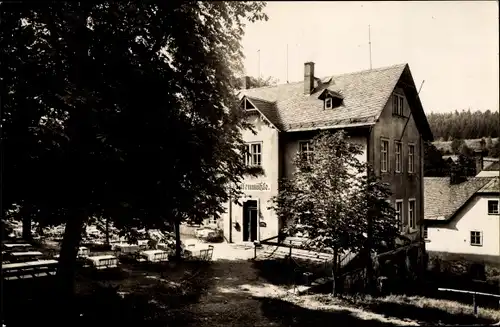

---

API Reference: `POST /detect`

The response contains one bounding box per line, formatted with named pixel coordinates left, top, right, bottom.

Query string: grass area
left=296, top=294, right=500, bottom=325
left=3, top=260, right=214, bottom=326
left=252, top=254, right=500, bottom=325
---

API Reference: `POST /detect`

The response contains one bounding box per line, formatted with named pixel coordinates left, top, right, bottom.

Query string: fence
left=438, top=288, right=500, bottom=317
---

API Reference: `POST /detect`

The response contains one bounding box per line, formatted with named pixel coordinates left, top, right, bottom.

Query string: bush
left=205, top=229, right=224, bottom=243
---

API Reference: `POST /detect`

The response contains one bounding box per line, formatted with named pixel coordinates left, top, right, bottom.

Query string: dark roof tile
left=240, top=64, right=407, bottom=131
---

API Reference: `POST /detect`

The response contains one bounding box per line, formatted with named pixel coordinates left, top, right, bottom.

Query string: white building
left=476, top=160, right=499, bottom=177
left=424, top=176, right=500, bottom=261
left=221, top=62, right=433, bottom=244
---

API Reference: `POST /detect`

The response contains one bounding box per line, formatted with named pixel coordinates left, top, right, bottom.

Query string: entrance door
left=243, top=200, right=258, bottom=242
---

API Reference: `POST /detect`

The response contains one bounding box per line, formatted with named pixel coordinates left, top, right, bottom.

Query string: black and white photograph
left=1, top=1, right=499, bottom=326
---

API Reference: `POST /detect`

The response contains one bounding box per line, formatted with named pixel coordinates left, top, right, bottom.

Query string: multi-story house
left=221, top=62, right=433, bottom=244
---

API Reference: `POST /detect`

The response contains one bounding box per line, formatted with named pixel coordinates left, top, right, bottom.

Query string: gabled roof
left=239, top=63, right=433, bottom=140
left=424, top=177, right=499, bottom=222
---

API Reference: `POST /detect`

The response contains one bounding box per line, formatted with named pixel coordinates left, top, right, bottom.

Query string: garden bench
left=2, top=259, right=58, bottom=280
left=2, top=243, right=33, bottom=251
left=7, top=251, right=44, bottom=263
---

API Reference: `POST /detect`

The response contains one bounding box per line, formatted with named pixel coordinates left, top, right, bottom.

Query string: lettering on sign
left=239, top=182, right=270, bottom=192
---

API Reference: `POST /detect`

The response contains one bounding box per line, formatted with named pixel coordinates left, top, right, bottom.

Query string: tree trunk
left=332, top=248, right=338, bottom=297
left=22, top=214, right=32, bottom=242
left=105, top=217, right=110, bottom=246
left=55, top=210, right=87, bottom=320
left=175, top=219, right=181, bottom=260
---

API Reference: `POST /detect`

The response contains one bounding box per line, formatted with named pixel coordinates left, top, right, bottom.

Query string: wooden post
left=332, top=248, right=338, bottom=296
left=229, top=191, right=233, bottom=243
left=473, top=293, right=478, bottom=317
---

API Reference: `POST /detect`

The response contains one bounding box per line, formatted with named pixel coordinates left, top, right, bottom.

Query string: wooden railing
left=438, top=288, right=500, bottom=317
left=255, top=236, right=357, bottom=270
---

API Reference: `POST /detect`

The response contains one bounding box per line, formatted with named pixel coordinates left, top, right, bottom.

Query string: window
left=423, top=226, right=428, bottom=239
left=325, top=97, right=333, bottom=109
left=299, top=141, right=314, bottom=162
left=392, top=94, right=404, bottom=116
left=488, top=200, right=499, bottom=215
left=381, top=139, right=389, bottom=172
left=470, top=231, right=482, bottom=246
left=408, top=144, right=415, bottom=173
left=395, top=200, right=403, bottom=231
left=395, top=141, right=402, bottom=173
left=408, top=199, right=416, bottom=230
left=246, top=143, right=261, bottom=166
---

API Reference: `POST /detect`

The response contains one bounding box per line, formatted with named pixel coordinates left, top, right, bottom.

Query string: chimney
left=449, top=162, right=467, bottom=185
left=241, top=76, right=251, bottom=90
left=474, top=149, right=484, bottom=175
left=304, top=62, right=315, bottom=95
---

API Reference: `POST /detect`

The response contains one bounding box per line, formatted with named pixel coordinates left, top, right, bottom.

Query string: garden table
left=87, top=255, right=119, bottom=270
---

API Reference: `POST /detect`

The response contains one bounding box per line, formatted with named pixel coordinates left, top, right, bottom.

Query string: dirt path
left=183, top=252, right=287, bottom=326
left=181, top=245, right=418, bottom=327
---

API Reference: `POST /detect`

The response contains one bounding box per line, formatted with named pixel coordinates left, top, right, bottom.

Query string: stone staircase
left=255, top=236, right=359, bottom=295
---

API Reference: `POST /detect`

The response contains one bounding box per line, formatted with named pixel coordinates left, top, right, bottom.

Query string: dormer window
left=325, top=97, right=333, bottom=109
left=319, top=89, right=344, bottom=110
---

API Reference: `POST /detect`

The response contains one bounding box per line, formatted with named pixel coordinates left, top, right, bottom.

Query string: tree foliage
left=423, top=142, right=449, bottom=177
left=2, top=1, right=268, bottom=304
left=424, top=141, right=481, bottom=178
left=488, top=141, right=500, bottom=158
left=428, top=109, right=499, bottom=141
left=451, top=139, right=465, bottom=154
left=236, top=75, right=278, bottom=89
left=269, top=131, right=400, bottom=256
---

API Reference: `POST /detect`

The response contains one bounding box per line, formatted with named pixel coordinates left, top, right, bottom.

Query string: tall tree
left=458, top=144, right=476, bottom=176
left=269, top=131, right=399, bottom=295
left=423, top=141, right=450, bottom=177
left=451, top=138, right=465, bottom=154
left=237, top=75, right=279, bottom=89
left=488, top=141, right=500, bottom=158
left=2, top=1, right=268, bottom=314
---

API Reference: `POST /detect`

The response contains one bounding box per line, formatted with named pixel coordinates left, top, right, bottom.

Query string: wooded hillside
left=427, top=109, right=499, bottom=141
left=433, top=137, right=499, bottom=156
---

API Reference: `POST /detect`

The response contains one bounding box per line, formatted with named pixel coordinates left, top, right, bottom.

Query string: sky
left=241, top=1, right=499, bottom=114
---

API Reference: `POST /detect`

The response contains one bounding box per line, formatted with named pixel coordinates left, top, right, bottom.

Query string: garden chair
left=200, top=245, right=214, bottom=261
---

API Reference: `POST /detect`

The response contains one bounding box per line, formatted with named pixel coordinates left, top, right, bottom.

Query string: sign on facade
left=239, top=182, right=270, bottom=192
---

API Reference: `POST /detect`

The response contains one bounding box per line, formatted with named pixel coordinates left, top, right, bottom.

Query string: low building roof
left=424, top=176, right=499, bottom=222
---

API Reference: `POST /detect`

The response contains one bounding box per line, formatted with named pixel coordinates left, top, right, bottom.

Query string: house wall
left=221, top=113, right=280, bottom=243
left=369, top=85, right=423, bottom=242
left=426, top=195, right=500, bottom=257
left=281, top=129, right=369, bottom=180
